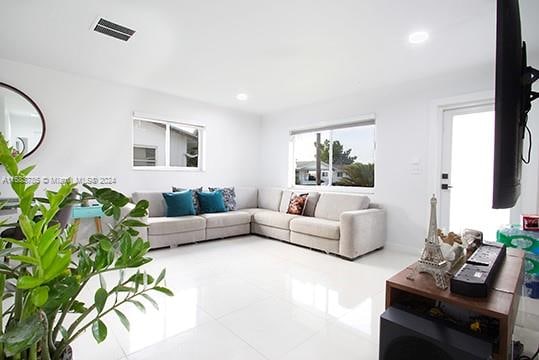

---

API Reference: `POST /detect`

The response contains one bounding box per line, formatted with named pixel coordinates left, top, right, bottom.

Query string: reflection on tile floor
left=70, top=235, right=539, bottom=359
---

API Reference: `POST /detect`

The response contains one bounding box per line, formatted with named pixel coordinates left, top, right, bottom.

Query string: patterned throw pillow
left=172, top=187, right=203, bottom=214
left=287, top=193, right=308, bottom=215
left=208, top=187, right=236, bottom=211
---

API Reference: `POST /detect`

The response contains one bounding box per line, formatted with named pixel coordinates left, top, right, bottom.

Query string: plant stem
left=0, top=274, right=5, bottom=360
left=55, top=287, right=152, bottom=358
left=41, top=312, right=51, bottom=360
left=51, top=279, right=88, bottom=343
left=13, top=287, right=23, bottom=321
left=59, top=266, right=133, bottom=339
left=29, top=344, right=37, bottom=360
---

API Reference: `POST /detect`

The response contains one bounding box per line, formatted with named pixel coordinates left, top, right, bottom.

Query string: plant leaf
left=17, top=275, right=43, bottom=290
left=141, top=293, right=159, bottom=310
left=128, top=273, right=154, bottom=285
left=30, top=286, right=49, bottom=307
left=112, top=285, right=136, bottom=293
left=123, top=219, right=148, bottom=227
left=114, top=309, right=130, bottom=331
left=91, top=319, right=107, bottom=343
left=17, top=214, right=34, bottom=239
left=43, top=251, right=71, bottom=281
left=94, top=288, right=108, bottom=314
left=155, top=269, right=166, bottom=285
left=129, top=300, right=146, bottom=313
left=0, top=313, right=45, bottom=356
left=153, top=287, right=174, bottom=297
left=9, top=255, right=39, bottom=266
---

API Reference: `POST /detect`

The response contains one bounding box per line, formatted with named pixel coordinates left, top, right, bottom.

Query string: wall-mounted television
left=492, top=0, right=538, bottom=209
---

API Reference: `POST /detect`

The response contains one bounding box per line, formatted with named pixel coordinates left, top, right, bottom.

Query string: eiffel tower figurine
left=407, top=195, right=450, bottom=289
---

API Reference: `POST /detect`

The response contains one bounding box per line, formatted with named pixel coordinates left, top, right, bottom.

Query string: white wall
left=0, top=58, right=262, bottom=197
left=259, top=62, right=539, bottom=252
left=0, top=55, right=537, bottom=252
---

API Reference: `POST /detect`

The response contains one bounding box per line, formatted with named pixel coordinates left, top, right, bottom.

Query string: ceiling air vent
left=93, top=18, right=135, bottom=42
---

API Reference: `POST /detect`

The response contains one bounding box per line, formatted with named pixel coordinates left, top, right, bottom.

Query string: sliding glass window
left=132, top=115, right=204, bottom=171
left=291, top=120, right=375, bottom=188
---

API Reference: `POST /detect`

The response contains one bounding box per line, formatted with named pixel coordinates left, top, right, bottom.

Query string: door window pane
left=449, top=111, right=510, bottom=238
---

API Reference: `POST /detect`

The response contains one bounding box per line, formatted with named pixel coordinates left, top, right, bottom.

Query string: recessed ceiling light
left=408, top=31, right=429, bottom=44
left=236, top=93, right=249, bottom=101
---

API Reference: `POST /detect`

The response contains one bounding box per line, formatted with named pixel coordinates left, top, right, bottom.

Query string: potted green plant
left=0, top=134, right=173, bottom=360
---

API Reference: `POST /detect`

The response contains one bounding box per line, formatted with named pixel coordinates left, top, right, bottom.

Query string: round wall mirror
left=0, top=82, right=45, bottom=158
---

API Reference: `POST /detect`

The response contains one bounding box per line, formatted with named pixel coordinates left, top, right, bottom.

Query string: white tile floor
left=70, top=235, right=539, bottom=359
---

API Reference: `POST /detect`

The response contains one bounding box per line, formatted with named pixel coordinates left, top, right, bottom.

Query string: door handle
left=441, top=184, right=453, bottom=190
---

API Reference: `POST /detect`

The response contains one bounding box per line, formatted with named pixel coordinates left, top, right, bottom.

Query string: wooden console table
left=385, top=248, right=525, bottom=360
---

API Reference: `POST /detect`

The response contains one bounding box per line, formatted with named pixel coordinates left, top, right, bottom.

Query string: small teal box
left=72, top=205, right=104, bottom=219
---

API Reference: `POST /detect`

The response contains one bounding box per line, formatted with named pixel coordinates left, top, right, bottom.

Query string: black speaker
left=379, top=307, right=493, bottom=360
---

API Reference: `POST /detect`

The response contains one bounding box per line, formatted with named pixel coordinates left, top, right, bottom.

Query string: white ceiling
left=0, top=0, right=538, bottom=114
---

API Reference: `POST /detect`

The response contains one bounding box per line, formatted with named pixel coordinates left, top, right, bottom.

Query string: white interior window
left=132, top=115, right=205, bottom=171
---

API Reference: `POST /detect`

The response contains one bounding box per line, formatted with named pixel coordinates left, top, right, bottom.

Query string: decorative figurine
left=407, top=195, right=450, bottom=289
left=438, top=229, right=466, bottom=272
left=437, top=229, right=462, bottom=246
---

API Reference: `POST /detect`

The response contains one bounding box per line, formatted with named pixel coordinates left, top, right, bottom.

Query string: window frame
left=132, top=112, right=206, bottom=171
left=288, top=114, right=376, bottom=193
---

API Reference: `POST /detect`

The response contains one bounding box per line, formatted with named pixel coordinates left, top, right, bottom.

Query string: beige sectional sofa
left=129, top=187, right=386, bottom=260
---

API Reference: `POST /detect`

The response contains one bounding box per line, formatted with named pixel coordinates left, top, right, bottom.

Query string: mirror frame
left=0, top=82, right=46, bottom=158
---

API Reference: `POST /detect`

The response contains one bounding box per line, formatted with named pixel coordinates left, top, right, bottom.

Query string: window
left=133, top=146, right=157, bottom=166
left=132, top=115, right=204, bottom=170
left=291, top=120, right=375, bottom=188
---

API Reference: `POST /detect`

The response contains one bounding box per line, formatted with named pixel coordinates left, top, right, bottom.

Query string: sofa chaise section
left=287, top=192, right=385, bottom=259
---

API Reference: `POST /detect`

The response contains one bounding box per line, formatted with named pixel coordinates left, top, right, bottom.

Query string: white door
left=439, top=105, right=511, bottom=241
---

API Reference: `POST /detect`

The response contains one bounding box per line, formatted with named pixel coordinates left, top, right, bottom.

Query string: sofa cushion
left=147, top=216, right=206, bottom=235
left=235, top=187, right=258, bottom=209
left=132, top=192, right=166, bottom=217
left=314, top=193, right=370, bottom=221
left=241, top=208, right=269, bottom=220
left=258, top=188, right=283, bottom=211
left=279, top=190, right=294, bottom=212
left=290, top=217, right=340, bottom=240
left=201, top=211, right=251, bottom=228
left=162, top=190, right=196, bottom=217
left=253, top=211, right=298, bottom=230
left=303, top=192, right=320, bottom=217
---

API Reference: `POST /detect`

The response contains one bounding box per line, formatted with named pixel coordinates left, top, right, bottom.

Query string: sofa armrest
left=339, top=209, right=386, bottom=259
left=118, top=202, right=149, bottom=242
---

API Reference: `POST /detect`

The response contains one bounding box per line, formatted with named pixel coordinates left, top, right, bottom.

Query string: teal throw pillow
left=197, top=191, right=227, bottom=214
left=162, top=190, right=196, bottom=217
